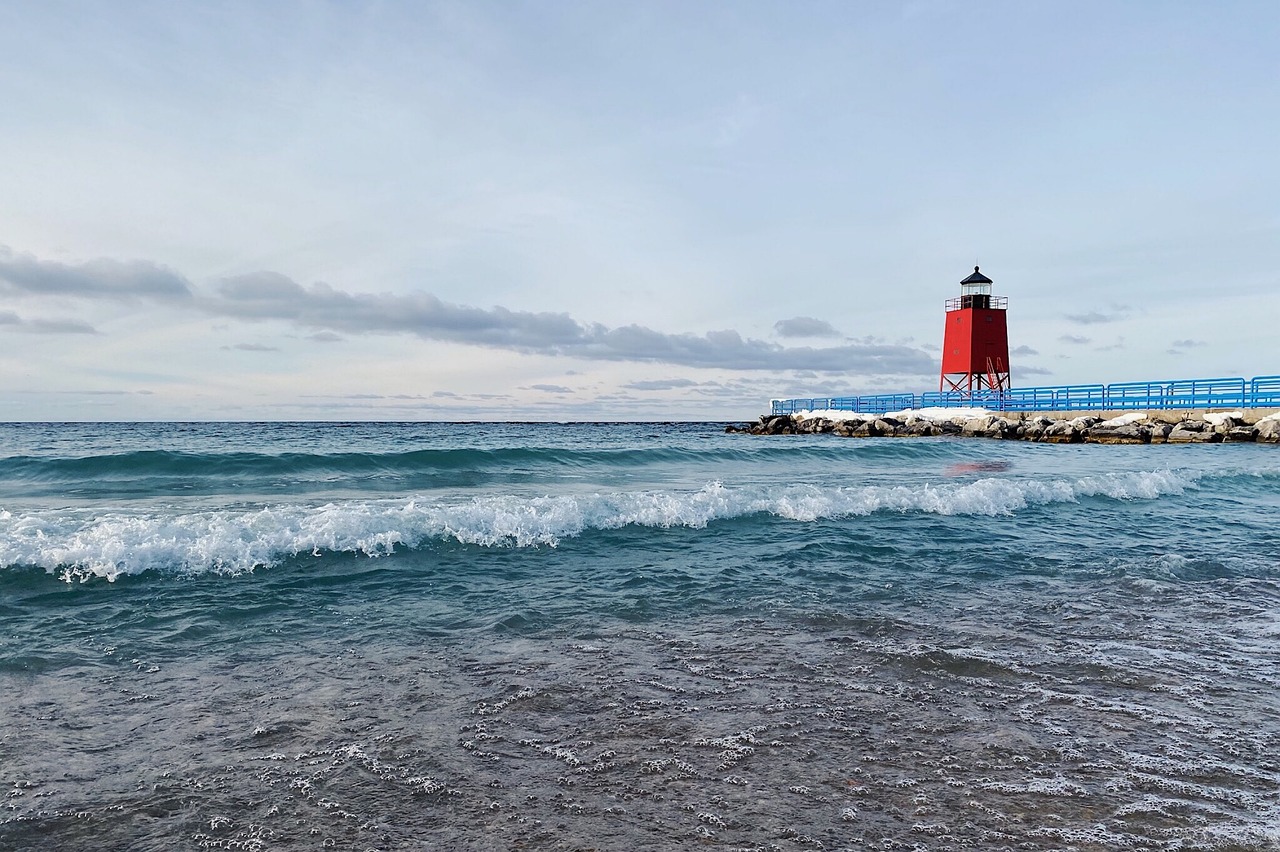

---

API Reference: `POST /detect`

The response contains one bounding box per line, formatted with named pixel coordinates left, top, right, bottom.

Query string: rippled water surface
left=2, top=422, right=1279, bottom=850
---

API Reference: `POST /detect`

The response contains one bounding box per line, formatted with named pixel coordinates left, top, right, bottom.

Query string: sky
left=1, top=1, right=1277, bottom=421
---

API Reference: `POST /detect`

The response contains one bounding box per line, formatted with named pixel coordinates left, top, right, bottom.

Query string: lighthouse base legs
left=940, top=372, right=1011, bottom=399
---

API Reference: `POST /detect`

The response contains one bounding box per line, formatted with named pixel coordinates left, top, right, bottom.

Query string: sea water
left=1, top=421, right=1278, bottom=851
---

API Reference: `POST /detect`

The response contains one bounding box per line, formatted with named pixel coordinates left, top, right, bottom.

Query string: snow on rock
left=794, top=409, right=876, bottom=423
left=1100, top=412, right=1148, bottom=428
left=1203, top=410, right=1244, bottom=426
left=795, top=407, right=991, bottom=423
left=910, top=407, right=992, bottom=421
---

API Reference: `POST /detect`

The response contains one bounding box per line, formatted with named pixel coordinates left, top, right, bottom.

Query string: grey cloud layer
left=1065, top=305, right=1130, bottom=325
left=223, top=342, right=280, bottom=352
left=624, top=378, right=699, bottom=391
left=1, top=250, right=937, bottom=375
left=0, top=310, right=97, bottom=334
left=208, top=273, right=935, bottom=373
left=774, top=316, right=841, bottom=338
left=0, top=247, right=192, bottom=301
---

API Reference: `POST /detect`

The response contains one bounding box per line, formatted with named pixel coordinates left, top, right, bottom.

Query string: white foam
left=980, top=774, right=1088, bottom=797
left=0, top=471, right=1202, bottom=581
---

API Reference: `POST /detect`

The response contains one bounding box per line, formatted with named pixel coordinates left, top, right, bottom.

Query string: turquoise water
left=2, top=422, right=1279, bottom=850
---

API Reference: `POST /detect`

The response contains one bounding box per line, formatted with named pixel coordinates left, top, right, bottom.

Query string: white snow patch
left=909, top=407, right=992, bottom=421
left=794, top=407, right=991, bottom=423
left=793, top=409, right=875, bottom=423
left=1204, top=410, right=1243, bottom=426
left=1100, top=412, right=1147, bottom=427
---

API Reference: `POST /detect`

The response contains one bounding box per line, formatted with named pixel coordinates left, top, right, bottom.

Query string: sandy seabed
left=5, top=606, right=1279, bottom=852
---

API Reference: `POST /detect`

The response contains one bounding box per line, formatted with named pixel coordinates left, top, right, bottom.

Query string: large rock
left=899, top=420, right=938, bottom=437
left=761, top=415, right=794, bottom=434
left=1205, top=411, right=1246, bottom=434
left=957, top=414, right=1022, bottom=439
left=1085, top=423, right=1151, bottom=444
left=849, top=420, right=879, bottom=438
left=1212, top=418, right=1244, bottom=436
left=797, top=417, right=833, bottom=434
left=962, top=415, right=997, bottom=436
left=988, top=416, right=1022, bottom=439
left=1021, top=416, right=1053, bottom=441
left=1256, top=419, right=1280, bottom=444
left=1041, top=419, right=1081, bottom=443
left=874, top=418, right=902, bottom=436
left=1167, top=424, right=1222, bottom=443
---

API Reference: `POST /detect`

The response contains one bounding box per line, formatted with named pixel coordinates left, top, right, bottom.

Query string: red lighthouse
left=940, top=266, right=1011, bottom=395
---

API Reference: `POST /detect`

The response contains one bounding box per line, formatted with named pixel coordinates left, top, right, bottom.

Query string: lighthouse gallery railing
left=770, top=374, right=1280, bottom=416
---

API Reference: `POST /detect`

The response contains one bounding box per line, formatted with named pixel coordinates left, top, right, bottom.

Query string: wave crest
left=0, top=470, right=1197, bottom=581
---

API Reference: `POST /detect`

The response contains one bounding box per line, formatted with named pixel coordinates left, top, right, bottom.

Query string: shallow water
left=2, top=422, right=1279, bottom=850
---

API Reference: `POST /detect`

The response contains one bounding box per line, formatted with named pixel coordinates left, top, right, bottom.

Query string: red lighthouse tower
left=940, top=266, right=1010, bottom=395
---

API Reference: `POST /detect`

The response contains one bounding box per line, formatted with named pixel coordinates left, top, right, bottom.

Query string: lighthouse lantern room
left=940, top=266, right=1011, bottom=395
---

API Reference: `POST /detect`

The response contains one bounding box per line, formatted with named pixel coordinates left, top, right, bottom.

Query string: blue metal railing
left=770, top=393, right=917, bottom=415
left=1252, top=375, right=1280, bottom=407
left=770, top=374, right=1280, bottom=416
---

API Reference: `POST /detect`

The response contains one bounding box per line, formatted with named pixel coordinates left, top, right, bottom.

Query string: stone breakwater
left=728, top=409, right=1280, bottom=444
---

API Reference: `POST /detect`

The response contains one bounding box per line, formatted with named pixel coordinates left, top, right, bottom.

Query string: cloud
left=299, top=393, right=425, bottom=400
left=308, top=331, right=344, bottom=343
left=1065, top=305, right=1130, bottom=325
left=28, top=318, right=98, bottom=334
left=1014, top=366, right=1054, bottom=376
left=222, top=342, right=280, bottom=352
left=0, top=247, right=192, bottom=301
left=1058, top=334, right=1091, bottom=345
left=1170, top=339, right=1206, bottom=349
left=4, top=249, right=939, bottom=376
left=204, top=272, right=937, bottom=374
left=429, top=391, right=509, bottom=400
left=528, top=384, right=573, bottom=393
left=1010, top=345, right=1039, bottom=357
left=774, top=316, right=841, bottom=338
left=0, top=310, right=97, bottom=334
left=623, top=378, right=700, bottom=391
left=16, top=388, right=152, bottom=396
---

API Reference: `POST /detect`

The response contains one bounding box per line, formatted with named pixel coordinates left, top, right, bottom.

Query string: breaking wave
left=1, top=468, right=1204, bottom=580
